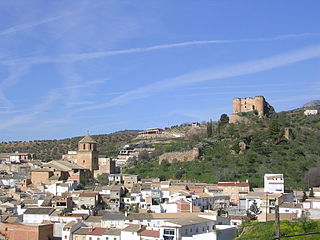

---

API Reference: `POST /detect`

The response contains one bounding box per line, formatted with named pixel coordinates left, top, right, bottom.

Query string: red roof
left=139, top=229, right=160, bottom=238
left=187, top=186, right=204, bottom=193
left=87, top=227, right=107, bottom=236
left=218, top=182, right=249, bottom=186
left=80, top=192, right=98, bottom=197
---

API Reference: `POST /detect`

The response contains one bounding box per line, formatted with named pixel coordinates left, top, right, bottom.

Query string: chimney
left=89, top=226, right=94, bottom=232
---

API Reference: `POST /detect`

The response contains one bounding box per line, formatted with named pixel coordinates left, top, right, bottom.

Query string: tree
left=138, top=150, right=150, bottom=162
left=175, top=169, right=186, bottom=179
left=207, top=119, right=213, bottom=137
left=97, top=173, right=109, bottom=185
left=159, top=175, right=166, bottom=181
left=268, top=120, right=281, bottom=139
left=220, top=114, right=229, bottom=124
left=302, top=191, right=308, bottom=202
left=309, top=187, right=315, bottom=198
left=247, top=200, right=261, bottom=220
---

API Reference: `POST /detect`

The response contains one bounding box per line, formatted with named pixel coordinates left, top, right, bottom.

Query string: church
left=63, top=135, right=99, bottom=176
left=26, top=136, right=100, bottom=188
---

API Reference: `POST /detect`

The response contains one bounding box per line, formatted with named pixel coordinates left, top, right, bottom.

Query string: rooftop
left=218, top=182, right=249, bottom=187
left=24, top=208, right=54, bottom=215
left=79, top=135, right=97, bottom=143
left=165, top=216, right=213, bottom=226
left=139, top=229, right=160, bottom=238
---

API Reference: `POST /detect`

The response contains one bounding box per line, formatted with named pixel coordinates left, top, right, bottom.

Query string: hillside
left=237, top=220, right=320, bottom=240
left=0, top=130, right=140, bottom=161
left=303, top=100, right=320, bottom=108
left=125, top=107, right=320, bottom=189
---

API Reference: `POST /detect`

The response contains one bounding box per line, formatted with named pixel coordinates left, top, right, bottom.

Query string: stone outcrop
left=158, top=148, right=200, bottom=164
left=284, top=128, right=294, bottom=140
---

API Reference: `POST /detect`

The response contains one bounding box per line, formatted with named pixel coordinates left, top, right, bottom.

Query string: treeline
left=0, top=130, right=139, bottom=161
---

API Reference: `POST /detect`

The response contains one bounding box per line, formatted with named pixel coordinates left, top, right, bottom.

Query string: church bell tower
left=77, top=135, right=99, bottom=175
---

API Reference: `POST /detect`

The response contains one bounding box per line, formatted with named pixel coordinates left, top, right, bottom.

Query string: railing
left=273, top=232, right=320, bottom=239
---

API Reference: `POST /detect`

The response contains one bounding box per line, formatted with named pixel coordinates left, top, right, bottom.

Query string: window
left=89, top=237, right=92, bottom=240
left=164, top=229, right=175, bottom=235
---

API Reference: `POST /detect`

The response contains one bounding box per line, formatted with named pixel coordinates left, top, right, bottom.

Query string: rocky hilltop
left=303, top=100, right=320, bottom=108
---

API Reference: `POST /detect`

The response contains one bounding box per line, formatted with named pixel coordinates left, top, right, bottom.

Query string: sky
left=0, top=0, right=319, bottom=141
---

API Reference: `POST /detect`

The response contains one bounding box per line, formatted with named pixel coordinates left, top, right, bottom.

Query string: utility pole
left=275, top=205, right=280, bottom=239
left=265, top=193, right=268, bottom=222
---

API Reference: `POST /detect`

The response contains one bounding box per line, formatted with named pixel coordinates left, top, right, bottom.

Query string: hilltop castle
left=229, top=96, right=274, bottom=123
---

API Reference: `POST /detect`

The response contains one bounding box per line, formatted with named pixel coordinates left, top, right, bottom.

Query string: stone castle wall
left=158, top=148, right=200, bottom=164
left=233, top=96, right=265, bottom=116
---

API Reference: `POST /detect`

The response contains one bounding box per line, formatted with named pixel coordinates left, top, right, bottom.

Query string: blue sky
left=0, top=0, right=319, bottom=141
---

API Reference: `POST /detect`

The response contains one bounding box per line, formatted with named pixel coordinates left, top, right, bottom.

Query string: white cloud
left=0, top=15, right=64, bottom=37
left=2, top=32, right=319, bottom=65
left=76, top=43, right=320, bottom=112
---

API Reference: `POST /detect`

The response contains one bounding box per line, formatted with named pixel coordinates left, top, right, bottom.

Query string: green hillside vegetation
left=0, top=130, right=139, bottom=162
left=125, top=108, right=320, bottom=188
left=237, top=220, right=320, bottom=240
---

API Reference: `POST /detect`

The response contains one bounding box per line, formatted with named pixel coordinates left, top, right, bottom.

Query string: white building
left=304, top=109, right=318, bottom=116
left=160, top=217, right=236, bottom=240
left=279, top=202, right=302, bottom=218
left=45, top=180, right=77, bottom=196
left=23, top=208, right=54, bottom=224
left=264, top=174, right=284, bottom=194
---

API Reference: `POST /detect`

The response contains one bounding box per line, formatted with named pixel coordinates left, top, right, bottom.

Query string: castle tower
left=233, top=98, right=241, bottom=113
left=254, top=96, right=265, bottom=116
left=77, top=135, right=99, bottom=175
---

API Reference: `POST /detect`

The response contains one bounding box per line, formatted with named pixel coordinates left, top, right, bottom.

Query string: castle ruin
left=230, top=96, right=274, bottom=123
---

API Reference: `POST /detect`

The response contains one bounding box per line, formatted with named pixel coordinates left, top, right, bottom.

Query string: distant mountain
left=303, top=100, right=320, bottom=108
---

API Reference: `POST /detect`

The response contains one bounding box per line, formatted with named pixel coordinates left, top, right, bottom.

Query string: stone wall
left=230, top=96, right=275, bottom=123
left=233, top=96, right=265, bottom=116
left=228, top=114, right=252, bottom=124
left=158, top=148, right=200, bottom=164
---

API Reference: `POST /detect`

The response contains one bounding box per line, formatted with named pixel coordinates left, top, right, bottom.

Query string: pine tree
left=249, top=200, right=261, bottom=216
left=302, top=191, right=308, bottom=202
left=247, top=200, right=261, bottom=220
left=207, top=119, right=213, bottom=137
